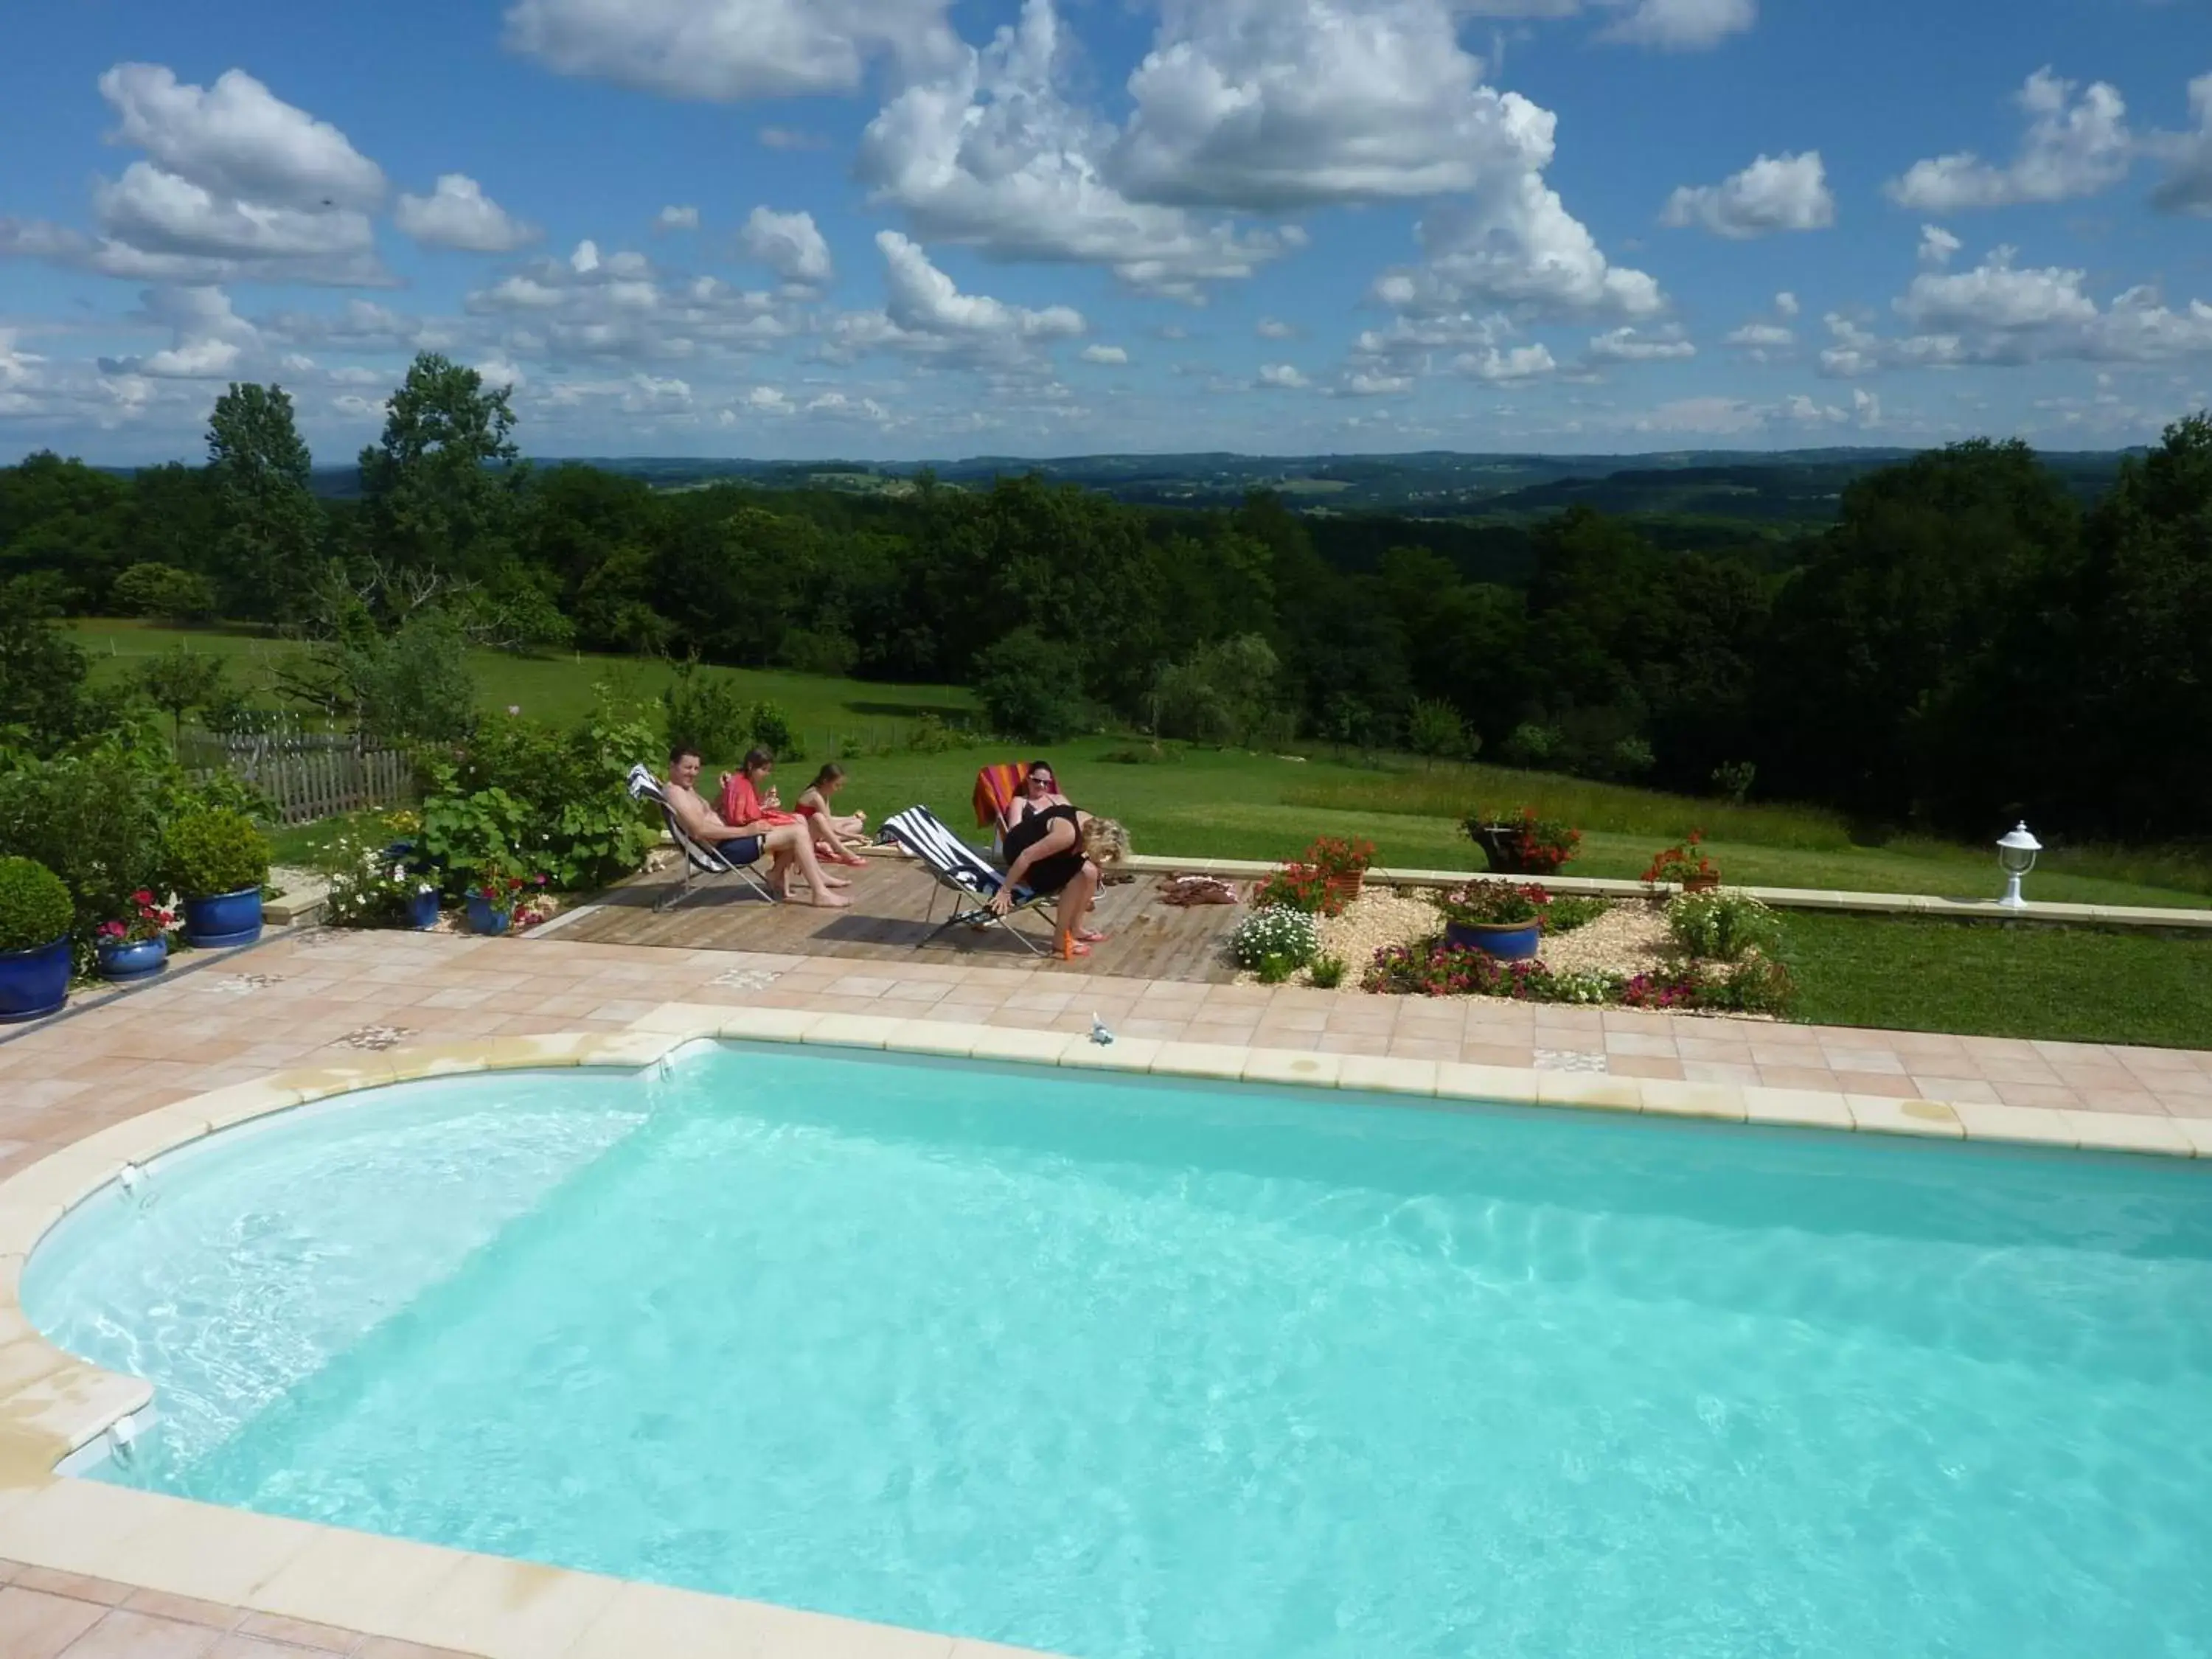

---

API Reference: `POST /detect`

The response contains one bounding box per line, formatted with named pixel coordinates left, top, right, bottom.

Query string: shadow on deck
left=549, top=855, right=1246, bottom=982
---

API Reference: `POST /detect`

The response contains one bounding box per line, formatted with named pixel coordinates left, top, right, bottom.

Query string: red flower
left=131, top=889, right=153, bottom=905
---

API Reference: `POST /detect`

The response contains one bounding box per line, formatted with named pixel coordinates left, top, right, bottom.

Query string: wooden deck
left=552, top=855, right=1246, bottom=982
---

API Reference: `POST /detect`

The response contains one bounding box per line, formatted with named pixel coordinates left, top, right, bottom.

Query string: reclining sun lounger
left=627, top=764, right=777, bottom=912
left=882, top=804, right=1054, bottom=954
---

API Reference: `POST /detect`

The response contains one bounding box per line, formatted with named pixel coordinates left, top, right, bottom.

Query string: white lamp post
left=1997, top=822, right=2041, bottom=911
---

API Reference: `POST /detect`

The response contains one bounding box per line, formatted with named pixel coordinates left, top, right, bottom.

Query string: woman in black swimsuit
left=990, top=760, right=1108, bottom=954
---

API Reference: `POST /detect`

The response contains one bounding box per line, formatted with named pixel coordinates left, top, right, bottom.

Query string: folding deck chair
left=882, top=804, right=1057, bottom=955
left=627, top=764, right=778, bottom=913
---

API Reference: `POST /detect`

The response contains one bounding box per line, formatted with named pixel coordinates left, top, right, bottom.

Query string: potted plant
left=465, top=869, right=548, bottom=936
left=326, top=826, right=442, bottom=931
left=0, top=857, right=74, bottom=1023
left=164, top=807, right=271, bottom=947
left=1465, top=807, right=1581, bottom=876
left=95, top=889, right=176, bottom=981
left=1306, top=835, right=1377, bottom=908
left=1251, top=860, right=1340, bottom=917
left=1433, top=881, right=1548, bottom=961
left=1643, top=832, right=1720, bottom=894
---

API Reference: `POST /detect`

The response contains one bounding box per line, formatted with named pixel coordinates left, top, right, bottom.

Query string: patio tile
left=0, top=1587, right=104, bottom=1658
left=1992, top=1082, right=2085, bottom=1110
left=1832, top=1072, right=1919, bottom=1099
left=1601, top=1034, right=1677, bottom=1059
left=1457, top=1043, right=1536, bottom=1068
left=2157, top=1093, right=2212, bottom=1119
left=1816, top=1048, right=1908, bottom=1077
left=53, top=1610, right=223, bottom=1659
left=232, top=1609, right=364, bottom=1650
left=10, top=1565, right=135, bottom=1604
left=1908, top=1076, right=2005, bottom=1105
left=1683, top=1061, right=1762, bottom=1085
left=118, top=1590, right=243, bottom=1630
left=1759, top=1065, right=1844, bottom=1092
left=207, top=1638, right=341, bottom=1659
left=1606, top=1055, right=1687, bottom=1082
left=1848, top=1096, right=1964, bottom=1138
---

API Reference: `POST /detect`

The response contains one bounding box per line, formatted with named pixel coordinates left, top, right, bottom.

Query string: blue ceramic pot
left=0, top=936, right=71, bottom=1023
left=1444, top=919, right=1543, bottom=961
left=97, top=936, right=169, bottom=981
left=407, top=888, right=442, bottom=931
left=183, top=886, right=263, bottom=948
left=465, top=895, right=511, bottom=936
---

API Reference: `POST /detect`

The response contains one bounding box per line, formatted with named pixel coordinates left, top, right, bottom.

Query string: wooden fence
left=181, top=729, right=414, bottom=826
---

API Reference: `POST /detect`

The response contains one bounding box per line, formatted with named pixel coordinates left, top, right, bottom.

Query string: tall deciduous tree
left=206, top=383, right=321, bottom=621
left=358, top=353, right=521, bottom=581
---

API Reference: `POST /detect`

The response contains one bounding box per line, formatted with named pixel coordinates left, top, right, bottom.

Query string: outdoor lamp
left=1996, top=822, right=2041, bottom=911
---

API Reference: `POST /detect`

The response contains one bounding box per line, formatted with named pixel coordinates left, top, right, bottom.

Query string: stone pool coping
left=0, top=1009, right=2205, bottom=1659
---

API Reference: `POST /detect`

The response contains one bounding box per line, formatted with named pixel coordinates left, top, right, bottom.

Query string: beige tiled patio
left=2, top=924, right=2210, bottom=1654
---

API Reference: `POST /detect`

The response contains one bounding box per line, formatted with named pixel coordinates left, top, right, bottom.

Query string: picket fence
left=182, top=729, right=414, bottom=826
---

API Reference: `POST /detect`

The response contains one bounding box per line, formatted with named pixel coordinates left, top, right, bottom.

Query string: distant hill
left=291, top=445, right=2142, bottom=526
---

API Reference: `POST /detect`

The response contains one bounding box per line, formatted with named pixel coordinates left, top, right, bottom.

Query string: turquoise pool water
left=24, top=1044, right=2212, bottom=1659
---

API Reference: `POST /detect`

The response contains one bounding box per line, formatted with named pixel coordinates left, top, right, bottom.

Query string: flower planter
left=1324, top=872, right=1365, bottom=908
left=408, top=889, right=442, bottom=931
left=1444, top=919, right=1543, bottom=961
left=182, top=887, right=263, bottom=948
left=1680, top=876, right=1722, bottom=895
left=0, top=936, right=72, bottom=1023
left=465, top=896, right=512, bottom=936
left=97, top=936, right=169, bottom=982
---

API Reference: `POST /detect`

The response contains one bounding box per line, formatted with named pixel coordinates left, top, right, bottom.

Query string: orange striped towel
left=973, top=762, right=1030, bottom=830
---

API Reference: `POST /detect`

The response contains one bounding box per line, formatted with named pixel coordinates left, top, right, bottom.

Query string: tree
left=0, top=577, right=96, bottom=749
left=114, top=562, right=218, bottom=623
left=975, top=626, right=1085, bottom=743
left=358, top=353, right=521, bottom=580
left=1406, top=698, right=1471, bottom=765
left=134, top=644, right=229, bottom=741
left=207, top=383, right=321, bottom=620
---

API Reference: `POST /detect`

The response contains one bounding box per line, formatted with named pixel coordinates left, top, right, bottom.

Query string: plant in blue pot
left=94, top=888, right=176, bottom=981
left=465, top=867, right=549, bottom=936
left=164, top=807, right=271, bottom=948
left=0, top=857, right=75, bottom=1022
left=1435, top=880, right=1548, bottom=961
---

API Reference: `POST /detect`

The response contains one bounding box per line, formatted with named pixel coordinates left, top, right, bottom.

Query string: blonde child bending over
left=796, top=764, right=870, bottom=869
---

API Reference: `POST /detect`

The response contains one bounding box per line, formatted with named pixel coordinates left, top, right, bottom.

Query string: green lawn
left=1787, top=913, right=2212, bottom=1050
left=83, top=619, right=2212, bottom=916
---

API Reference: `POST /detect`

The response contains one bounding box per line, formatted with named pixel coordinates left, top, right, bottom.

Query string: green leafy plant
left=1666, top=890, right=1783, bottom=963
left=161, top=807, right=271, bottom=900
left=905, top=714, right=978, bottom=755
left=1543, top=896, right=1613, bottom=935
left=0, top=858, right=73, bottom=953
left=1435, top=881, right=1547, bottom=927
left=1711, top=760, right=1758, bottom=806
left=1304, top=836, right=1376, bottom=880
left=1406, top=698, right=1470, bottom=764
left=1256, top=953, right=1300, bottom=984
left=323, top=814, right=439, bottom=928
left=660, top=660, right=754, bottom=763
left=1697, top=954, right=1795, bottom=1016
left=420, top=782, right=531, bottom=897
left=1251, top=862, right=1333, bottom=915
left=96, top=889, right=175, bottom=947
left=1230, top=906, right=1321, bottom=971
left=748, top=700, right=798, bottom=755
left=1307, top=953, right=1348, bottom=990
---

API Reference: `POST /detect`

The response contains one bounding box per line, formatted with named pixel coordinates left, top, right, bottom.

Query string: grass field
left=1786, top=914, right=2212, bottom=1050
left=83, top=619, right=2212, bottom=913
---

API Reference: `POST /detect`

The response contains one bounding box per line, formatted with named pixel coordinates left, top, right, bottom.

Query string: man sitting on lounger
left=664, top=745, right=852, bottom=909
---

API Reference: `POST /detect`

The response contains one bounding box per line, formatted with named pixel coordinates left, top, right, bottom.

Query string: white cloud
left=1775, top=290, right=1799, bottom=317
left=1079, top=344, right=1128, bottom=364
left=504, top=0, right=961, bottom=100
left=475, top=357, right=526, bottom=389
left=1723, top=321, right=1795, bottom=355
left=462, top=247, right=795, bottom=365
left=97, top=284, right=260, bottom=379
left=92, top=162, right=378, bottom=270
left=1458, top=342, right=1557, bottom=381
left=1661, top=151, right=1834, bottom=238
left=1111, top=0, right=1555, bottom=210
left=1818, top=250, right=2212, bottom=375
left=740, top=384, right=795, bottom=414
left=1374, top=168, right=1664, bottom=321
left=2148, top=72, right=2212, bottom=218
left=857, top=0, right=1289, bottom=296
left=759, top=126, right=830, bottom=151
left=570, top=239, right=601, bottom=274
left=655, top=204, right=700, bottom=232
left=1587, top=324, right=1695, bottom=362
left=1595, top=0, right=1755, bottom=52
left=740, top=207, right=834, bottom=289
left=98, top=63, right=386, bottom=210
left=875, top=232, right=1083, bottom=341
left=1339, top=369, right=1413, bottom=395
left=1887, top=69, right=2132, bottom=212
left=396, top=175, right=540, bottom=253
left=1256, top=363, right=1310, bottom=389
left=1917, top=223, right=1962, bottom=269
left=1256, top=317, right=1297, bottom=339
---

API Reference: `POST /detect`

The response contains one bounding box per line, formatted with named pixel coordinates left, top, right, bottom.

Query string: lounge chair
left=972, top=762, right=1031, bottom=860
left=627, top=764, right=777, bottom=912
left=882, top=804, right=1055, bottom=954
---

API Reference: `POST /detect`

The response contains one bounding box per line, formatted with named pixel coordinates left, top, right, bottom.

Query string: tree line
left=2, top=351, right=2208, bottom=843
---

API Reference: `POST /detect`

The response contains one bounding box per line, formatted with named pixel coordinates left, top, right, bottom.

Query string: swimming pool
left=24, top=1042, right=2212, bottom=1659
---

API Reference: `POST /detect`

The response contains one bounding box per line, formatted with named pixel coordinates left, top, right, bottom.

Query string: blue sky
left=2, top=0, right=2208, bottom=463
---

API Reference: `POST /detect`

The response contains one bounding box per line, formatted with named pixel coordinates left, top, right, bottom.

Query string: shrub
left=162, top=807, right=270, bottom=899
left=1230, top=907, right=1321, bottom=971
left=1543, top=896, right=1613, bottom=935
left=1256, top=953, right=1300, bottom=984
left=323, top=815, right=438, bottom=928
left=114, top=562, right=218, bottom=623
left=1100, top=741, right=1181, bottom=765
left=425, top=689, right=658, bottom=892
left=905, top=714, right=977, bottom=755
left=661, top=662, right=754, bottom=764
left=352, top=609, right=479, bottom=744
left=1435, top=881, right=1546, bottom=927
left=1308, top=954, right=1348, bottom=990
left=134, top=644, right=230, bottom=740
left=1362, top=942, right=1551, bottom=1000
left=1666, top=891, right=1783, bottom=962
left=1305, top=836, right=1375, bottom=880
left=0, top=858, right=72, bottom=953
left=1700, top=955, right=1795, bottom=1016
left=748, top=700, right=798, bottom=756
left=1711, top=760, right=1758, bottom=806
left=1152, top=634, right=1285, bottom=748
left=1500, top=722, right=1560, bottom=768
left=1406, top=698, right=1470, bottom=763
left=975, top=626, right=1085, bottom=743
